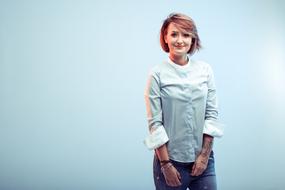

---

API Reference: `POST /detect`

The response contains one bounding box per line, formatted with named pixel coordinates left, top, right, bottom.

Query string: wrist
left=160, top=160, right=171, bottom=166
left=200, top=151, right=210, bottom=159
left=161, top=162, right=173, bottom=172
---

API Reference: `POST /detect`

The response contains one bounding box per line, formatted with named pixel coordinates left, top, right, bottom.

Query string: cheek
left=168, top=39, right=176, bottom=47
left=187, top=38, right=193, bottom=45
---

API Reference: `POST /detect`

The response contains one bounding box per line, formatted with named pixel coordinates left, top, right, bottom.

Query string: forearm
left=155, top=144, right=169, bottom=164
left=200, top=134, right=214, bottom=158
left=191, top=134, right=214, bottom=176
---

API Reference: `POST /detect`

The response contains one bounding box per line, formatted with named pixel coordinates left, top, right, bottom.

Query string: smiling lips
left=175, top=45, right=185, bottom=48
left=175, top=43, right=185, bottom=48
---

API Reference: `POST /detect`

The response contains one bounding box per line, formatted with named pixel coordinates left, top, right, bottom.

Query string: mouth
left=175, top=46, right=185, bottom=49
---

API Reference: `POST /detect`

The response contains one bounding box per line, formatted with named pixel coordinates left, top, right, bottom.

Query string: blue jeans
left=153, top=151, right=217, bottom=190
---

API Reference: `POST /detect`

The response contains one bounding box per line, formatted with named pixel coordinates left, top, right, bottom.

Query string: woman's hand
left=161, top=163, right=182, bottom=187
left=191, top=154, right=209, bottom=176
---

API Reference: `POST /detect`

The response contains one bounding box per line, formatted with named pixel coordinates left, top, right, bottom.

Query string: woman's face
left=164, top=23, right=192, bottom=57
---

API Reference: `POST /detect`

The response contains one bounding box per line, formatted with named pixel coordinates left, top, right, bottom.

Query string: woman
left=144, top=13, right=223, bottom=190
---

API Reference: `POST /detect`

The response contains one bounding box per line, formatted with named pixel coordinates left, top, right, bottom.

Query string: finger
left=168, top=179, right=176, bottom=187
left=165, top=174, right=177, bottom=187
left=199, top=167, right=206, bottom=175
left=170, top=175, right=181, bottom=186
left=191, top=163, right=197, bottom=176
left=165, top=177, right=171, bottom=186
left=167, top=174, right=181, bottom=187
left=172, top=178, right=181, bottom=187
left=175, top=180, right=181, bottom=187
left=174, top=174, right=182, bottom=186
left=196, top=166, right=205, bottom=176
left=192, top=169, right=197, bottom=176
left=191, top=163, right=196, bottom=175
left=176, top=170, right=181, bottom=180
left=196, top=168, right=201, bottom=176
left=193, top=165, right=201, bottom=176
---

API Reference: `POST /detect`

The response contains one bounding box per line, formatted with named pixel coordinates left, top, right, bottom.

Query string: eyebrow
left=170, top=30, right=191, bottom=34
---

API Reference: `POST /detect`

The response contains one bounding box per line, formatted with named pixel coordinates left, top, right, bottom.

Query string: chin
left=173, top=51, right=187, bottom=56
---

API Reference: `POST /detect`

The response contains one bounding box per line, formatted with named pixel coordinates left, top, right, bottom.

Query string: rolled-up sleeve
left=143, top=70, right=169, bottom=150
left=203, top=65, right=224, bottom=138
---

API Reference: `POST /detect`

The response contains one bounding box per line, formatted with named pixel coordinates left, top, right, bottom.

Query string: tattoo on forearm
left=201, top=136, right=213, bottom=157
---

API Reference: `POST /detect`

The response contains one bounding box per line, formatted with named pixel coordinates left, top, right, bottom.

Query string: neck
left=169, top=54, right=188, bottom=66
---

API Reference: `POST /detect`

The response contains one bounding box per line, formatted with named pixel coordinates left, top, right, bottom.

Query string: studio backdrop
left=0, top=0, right=285, bottom=190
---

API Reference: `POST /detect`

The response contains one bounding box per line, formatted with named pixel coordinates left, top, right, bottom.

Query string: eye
left=171, top=33, right=177, bottom=37
left=183, top=33, right=191, bottom=37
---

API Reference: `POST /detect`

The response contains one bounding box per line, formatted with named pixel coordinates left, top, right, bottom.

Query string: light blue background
left=1, top=0, right=285, bottom=190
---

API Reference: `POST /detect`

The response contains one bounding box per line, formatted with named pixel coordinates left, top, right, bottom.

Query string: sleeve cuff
left=144, top=125, right=169, bottom=150
left=203, top=120, right=224, bottom=138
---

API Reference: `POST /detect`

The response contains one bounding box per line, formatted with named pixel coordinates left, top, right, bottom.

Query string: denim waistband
left=154, top=153, right=194, bottom=167
left=154, top=151, right=214, bottom=167
left=170, top=159, right=195, bottom=167
left=154, top=150, right=214, bottom=166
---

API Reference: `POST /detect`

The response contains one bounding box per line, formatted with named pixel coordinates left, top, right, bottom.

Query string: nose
left=176, top=34, right=183, bottom=44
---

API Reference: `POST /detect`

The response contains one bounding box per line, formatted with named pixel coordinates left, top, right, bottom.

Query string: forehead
left=167, top=23, right=189, bottom=33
